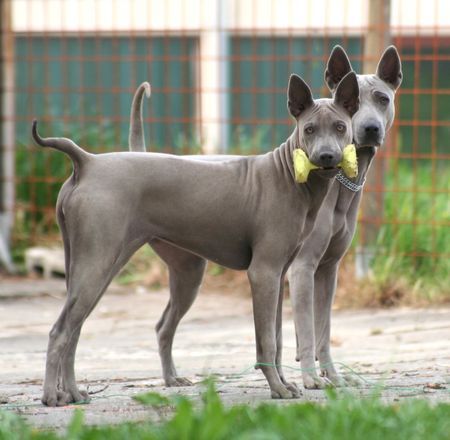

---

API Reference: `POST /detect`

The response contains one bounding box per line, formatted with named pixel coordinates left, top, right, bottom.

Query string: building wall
left=2, top=0, right=448, bottom=287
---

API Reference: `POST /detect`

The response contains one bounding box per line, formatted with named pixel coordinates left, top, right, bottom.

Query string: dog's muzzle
left=356, top=122, right=384, bottom=147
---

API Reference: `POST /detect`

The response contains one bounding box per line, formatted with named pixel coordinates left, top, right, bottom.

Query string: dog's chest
left=330, top=189, right=362, bottom=240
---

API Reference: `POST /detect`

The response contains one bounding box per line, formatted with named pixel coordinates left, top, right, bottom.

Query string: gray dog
left=32, top=72, right=359, bottom=406
left=127, top=46, right=401, bottom=391
left=288, top=45, right=402, bottom=389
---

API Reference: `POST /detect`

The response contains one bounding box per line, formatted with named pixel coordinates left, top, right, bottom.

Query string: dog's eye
left=336, top=123, right=346, bottom=133
left=304, top=126, right=314, bottom=135
left=374, top=91, right=390, bottom=105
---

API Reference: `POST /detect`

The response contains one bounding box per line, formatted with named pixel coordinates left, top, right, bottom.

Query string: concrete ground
left=0, top=278, right=449, bottom=430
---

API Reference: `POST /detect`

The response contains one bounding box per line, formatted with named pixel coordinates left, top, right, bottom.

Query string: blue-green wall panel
left=15, top=36, right=198, bottom=152
left=228, top=37, right=362, bottom=152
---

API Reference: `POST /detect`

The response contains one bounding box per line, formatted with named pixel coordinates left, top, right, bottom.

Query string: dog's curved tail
left=129, top=81, right=151, bottom=152
left=32, top=120, right=90, bottom=173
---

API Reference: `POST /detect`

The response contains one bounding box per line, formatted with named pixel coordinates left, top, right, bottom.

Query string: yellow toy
left=339, top=144, right=358, bottom=178
left=293, top=144, right=358, bottom=183
left=293, top=149, right=319, bottom=183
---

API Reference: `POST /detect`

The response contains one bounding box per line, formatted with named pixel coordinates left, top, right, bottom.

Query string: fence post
left=0, top=0, right=16, bottom=272
left=200, top=0, right=229, bottom=154
left=356, top=0, right=392, bottom=277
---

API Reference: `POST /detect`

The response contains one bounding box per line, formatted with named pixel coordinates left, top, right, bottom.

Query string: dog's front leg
left=314, top=262, right=361, bottom=387
left=274, top=281, right=300, bottom=395
left=248, top=261, right=300, bottom=399
left=289, top=262, right=331, bottom=389
left=314, top=262, right=348, bottom=386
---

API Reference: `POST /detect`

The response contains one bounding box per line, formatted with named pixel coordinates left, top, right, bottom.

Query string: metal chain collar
left=335, top=170, right=365, bottom=192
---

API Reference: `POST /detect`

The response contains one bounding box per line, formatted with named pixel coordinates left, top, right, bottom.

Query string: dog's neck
left=269, top=126, right=339, bottom=240
left=273, top=126, right=299, bottom=182
left=354, top=146, right=376, bottom=186
left=332, top=145, right=377, bottom=218
left=271, top=126, right=339, bottom=221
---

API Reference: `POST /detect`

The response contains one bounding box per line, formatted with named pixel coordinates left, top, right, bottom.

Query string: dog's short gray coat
left=126, top=45, right=402, bottom=391
left=33, top=72, right=360, bottom=406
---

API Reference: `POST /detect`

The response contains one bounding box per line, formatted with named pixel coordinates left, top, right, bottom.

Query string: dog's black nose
left=319, top=152, right=336, bottom=168
left=360, top=121, right=383, bottom=146
left=365, top=124, right=380, bottom=134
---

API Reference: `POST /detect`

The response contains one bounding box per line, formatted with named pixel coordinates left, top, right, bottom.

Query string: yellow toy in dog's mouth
left=339, top=144, right=358, bottom=179
left=293, top=144, right=358, bottom=183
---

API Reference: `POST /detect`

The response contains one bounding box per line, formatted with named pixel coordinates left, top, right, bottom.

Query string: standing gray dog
left=127, top=45, right=401, bottom=391
left=289, top=46, right=402, bottom=389
left=32, top=72, right=359, bottom=406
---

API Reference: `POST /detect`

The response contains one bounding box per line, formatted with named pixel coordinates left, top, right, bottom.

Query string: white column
left=200, top=0, right=229, bottom=154
left=0, top=0, right=16, bottom=273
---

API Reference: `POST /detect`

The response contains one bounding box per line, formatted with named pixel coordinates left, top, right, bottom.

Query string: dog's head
left=288, top=72, right=359, bottom=170
left=324, top=45, right=402, bottom=148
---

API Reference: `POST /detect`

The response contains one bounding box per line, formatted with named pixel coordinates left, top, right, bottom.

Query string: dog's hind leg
left=53, top=198, right=77, bottom=396
left=42, top=203, right=144, bottom=406
left=43, top=243, right=139, bottom=406
left=58, top=247, right=134, bottom=403
left=43, top=237, right=142, bottom=407
left=43, top=274, right=107, bottom=406
left=151, top=239, right=207, bottom=387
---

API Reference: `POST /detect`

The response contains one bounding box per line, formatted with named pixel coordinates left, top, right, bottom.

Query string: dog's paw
left=320, top=370, right=347, bottom=388
left=285, top=381, right=302, bottom=397
left=303, top=373, right=332, bottom=389
left=42, top=388, right=90, bottom=407
left=41, top=390, right=71, bottom=407
left=41, top=390, right=59, bottom=407
left=328, top=376, right=346, bottom=387
left=322, top=371, right=363, bottom=388
left=72, top=389, right=91, bottom=403
left=342, top=373, right=364, bottom=387
left=165, top=376, right=193, bottom=387
left=270, top=385, right=300, bottom=399
left=280, top=375, right=302, bottom=397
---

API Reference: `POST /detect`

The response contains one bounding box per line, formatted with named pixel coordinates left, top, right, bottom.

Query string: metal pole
left=199, top=0, right=229, bottom=154
left=356, top=0, right=391, bottom=277
left=0, top=0, right=16, bottom=273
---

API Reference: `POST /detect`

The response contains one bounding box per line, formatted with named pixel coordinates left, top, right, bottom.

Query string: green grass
left=1, top=382, right=450, bottom=439
left=365, top=160, right=449, bottom=300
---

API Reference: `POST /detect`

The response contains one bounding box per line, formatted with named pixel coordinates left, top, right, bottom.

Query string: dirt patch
left=0, top=279, right=449, bottom=429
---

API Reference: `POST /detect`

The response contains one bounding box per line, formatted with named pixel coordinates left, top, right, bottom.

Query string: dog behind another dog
left=288, top=46, right=402, bottom=389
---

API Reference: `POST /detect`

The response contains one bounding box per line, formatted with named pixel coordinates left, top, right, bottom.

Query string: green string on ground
left=1, top=361, right=448, bottom=410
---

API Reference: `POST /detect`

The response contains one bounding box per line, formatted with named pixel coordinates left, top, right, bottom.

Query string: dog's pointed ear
left=324, top=45, right=353, bottom=92
left=376, top=45, right=403, bottom=90
left=287, top=74, right=314, bottom=119
left=334, top=71, right=360, bottom=117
